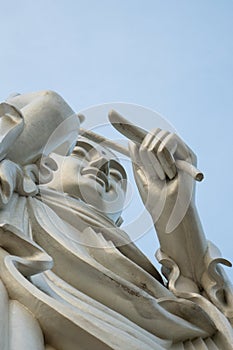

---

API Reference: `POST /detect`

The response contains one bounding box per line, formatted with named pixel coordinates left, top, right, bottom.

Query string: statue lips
left=81, top=167, right=110, bottom=191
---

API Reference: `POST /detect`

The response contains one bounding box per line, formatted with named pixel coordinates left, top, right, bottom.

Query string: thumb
left=128, top=141, right=148, bottom=196
left=128, top=141, right=142, bottom=167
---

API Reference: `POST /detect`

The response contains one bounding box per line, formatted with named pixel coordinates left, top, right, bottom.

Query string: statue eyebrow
left=80, top=128, right=130, bottom=157
left=109, top=160, right=127, bottom=179
left=75, top=140, right=95, bottom=152
left=76, top=140, right=126, bottom=176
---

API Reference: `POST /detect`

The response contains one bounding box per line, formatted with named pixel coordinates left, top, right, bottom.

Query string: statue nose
left=89, top=156, right=110, bottom=176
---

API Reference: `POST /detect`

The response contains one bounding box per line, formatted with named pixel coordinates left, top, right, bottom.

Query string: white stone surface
left=0, top=90, right=232, bottom=349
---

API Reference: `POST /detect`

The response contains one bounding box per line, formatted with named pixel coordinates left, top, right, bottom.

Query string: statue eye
left=73, top=147, right=90, bottom=160
left=109, top=169, right=123, bottom=182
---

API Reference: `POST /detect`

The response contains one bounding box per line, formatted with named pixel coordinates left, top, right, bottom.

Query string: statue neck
left=38, top=187, right=117, bottom=231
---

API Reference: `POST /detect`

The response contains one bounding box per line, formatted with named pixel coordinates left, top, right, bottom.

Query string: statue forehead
left=75, top=135, right=120, bottom=160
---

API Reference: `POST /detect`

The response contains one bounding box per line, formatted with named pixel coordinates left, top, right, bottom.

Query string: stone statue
left=0, top=90, right=232, bottom=350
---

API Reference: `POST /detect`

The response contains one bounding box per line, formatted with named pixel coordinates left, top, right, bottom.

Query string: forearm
left=153, top=199, right=208, bottom=287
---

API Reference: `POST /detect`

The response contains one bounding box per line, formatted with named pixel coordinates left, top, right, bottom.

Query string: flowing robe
left=0, top=188, right=232, bottom=349
left=0, top=94, right=232, bottom=349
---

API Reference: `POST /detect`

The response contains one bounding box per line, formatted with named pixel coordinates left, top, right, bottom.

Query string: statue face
left=51, top=137, right=127, bottom=222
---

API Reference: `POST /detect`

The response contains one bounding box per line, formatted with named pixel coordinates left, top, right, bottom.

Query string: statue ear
left=0, top=103, right=24, bottom=161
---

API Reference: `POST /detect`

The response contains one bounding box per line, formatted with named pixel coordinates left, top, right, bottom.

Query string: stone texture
left=0, top=90, right=232, bottom=349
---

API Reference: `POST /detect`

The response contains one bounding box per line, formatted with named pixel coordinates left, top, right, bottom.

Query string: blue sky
left=0, top=0, right=233, bottom=280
